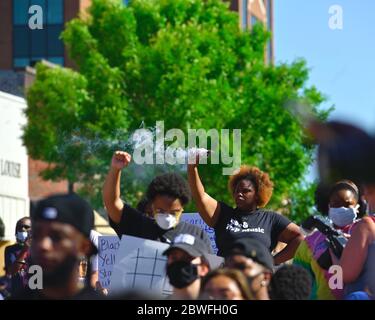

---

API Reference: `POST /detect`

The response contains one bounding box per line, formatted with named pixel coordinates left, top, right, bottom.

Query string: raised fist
left=111, top=151, right=132, bottom=170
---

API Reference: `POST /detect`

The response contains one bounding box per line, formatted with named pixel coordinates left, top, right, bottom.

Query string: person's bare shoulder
left=357, top=216, right=375, bottom=229
left=352, top=216, right=375, bottom=240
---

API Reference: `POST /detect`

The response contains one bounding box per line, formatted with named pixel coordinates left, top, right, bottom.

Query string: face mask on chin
left=155, top=213, right=178, bottom=230
left=328, top=205, right=359, bottom=227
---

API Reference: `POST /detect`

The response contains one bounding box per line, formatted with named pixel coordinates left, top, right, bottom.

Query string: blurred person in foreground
left=269, top=265, right=312, bottom=300
left=163, top=233, right=211, bottom=300
left=307, top=120, right=375, bottom=299
left=200, top=268, right=251, bottom=300
left=339, top=185, right=375, bottom=298
left=224, top=238, right=273, bottom=300
left=12, top=193, right=103, bottom=300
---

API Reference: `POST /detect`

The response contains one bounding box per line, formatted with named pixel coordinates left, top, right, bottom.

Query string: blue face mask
left=16, top=231, right=28, bottom=243
left=328, top=205, right=358, bottom=227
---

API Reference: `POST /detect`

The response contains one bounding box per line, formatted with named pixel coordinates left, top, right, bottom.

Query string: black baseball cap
left=33, top=193, right=95, bottom=240
left=163, top=234, right=211, bottom=259
left=225, top=238, right=274, bottom=271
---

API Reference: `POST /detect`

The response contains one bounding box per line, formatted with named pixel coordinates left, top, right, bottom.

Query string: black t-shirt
left=109, top=203, right=214, bottom=254
left=11, top=286, right=104, bottom=300
left=214, top=202, right=291, bottom=257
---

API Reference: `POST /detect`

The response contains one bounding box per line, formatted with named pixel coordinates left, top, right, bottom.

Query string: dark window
left=14, top=58, right=30, bottom=68
left=47, top=57, right=64, bottom=65
left=31, top=29, right=46, bottom=57
left=266, top=0, right=272, bottom=30
left=13, top=26, right=29, bottom=57
left=241, top=0, right=248, bottom=30
left=47, top=25, right=64, bottom=55
left=48, top=0, right=63, bottom=24
left=13, top=0, right=30, bottom=25
left=266, top=0, right=273, bottom=62
left=13, top=0, right=64, bottom=68
left=31, top=0, right=47, bottom=24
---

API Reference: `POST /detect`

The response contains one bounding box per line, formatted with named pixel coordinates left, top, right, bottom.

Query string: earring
left=260, top=280, right=267, bottom=287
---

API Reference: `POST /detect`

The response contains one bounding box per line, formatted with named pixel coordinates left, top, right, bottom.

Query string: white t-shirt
left=90, top=230, right=101, bottom=272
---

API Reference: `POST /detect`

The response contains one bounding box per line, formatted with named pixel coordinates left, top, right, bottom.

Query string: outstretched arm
left=102, top=151, right=131, bottom=224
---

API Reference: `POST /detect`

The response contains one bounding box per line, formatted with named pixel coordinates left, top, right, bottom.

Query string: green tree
left=23, top=0, right=330, bottom=221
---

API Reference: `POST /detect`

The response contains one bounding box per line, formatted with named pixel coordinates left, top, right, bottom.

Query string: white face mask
left=16, top=231, right=28, bottom=243
left=155, top=213, right=177, bottom=230
left=328, top=205, right=359, bottom=227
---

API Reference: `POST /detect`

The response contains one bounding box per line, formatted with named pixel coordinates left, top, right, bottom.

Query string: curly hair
left=146, top=173, right=191, bottom=206
left=228, top=165, right=274, bottom=208
left=269, top=265, right=312, bottom=300
left=136, top=197, right=153, bottom=217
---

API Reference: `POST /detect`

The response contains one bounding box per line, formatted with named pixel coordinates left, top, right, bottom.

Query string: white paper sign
left=109, top=235, right=173, bottom=297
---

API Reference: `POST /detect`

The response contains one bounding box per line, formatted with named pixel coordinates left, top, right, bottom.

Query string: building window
left=241, top=0, right=248, bottom=30
left=13, top=0, right=64, bottom=68
left=47, top=0, right=64, bottom=24
left=265, top=0, right=273, bottom=62
left=251, top=14, right=258, bottom=27
left=266, top=0, right=272, bottom=30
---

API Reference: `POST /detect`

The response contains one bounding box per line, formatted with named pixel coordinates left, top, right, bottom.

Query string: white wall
left=0, top=91, right=29, bottom=241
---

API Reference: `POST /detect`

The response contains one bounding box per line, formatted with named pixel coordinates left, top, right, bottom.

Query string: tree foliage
left=23, top=0, right=331, bottom=221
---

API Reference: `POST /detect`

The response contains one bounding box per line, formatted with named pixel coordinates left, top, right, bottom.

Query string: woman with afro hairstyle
left=103, top=151, right=213, bottom=252
left=187, top=162, right=303, bottom=262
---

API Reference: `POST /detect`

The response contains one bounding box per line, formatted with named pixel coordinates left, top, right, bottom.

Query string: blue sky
left=274, top=0, right=375, bottom=133
left=274, top=0, right=375, bottom=181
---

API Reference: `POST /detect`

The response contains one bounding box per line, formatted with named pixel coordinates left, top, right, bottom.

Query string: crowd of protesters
left=1, top=120, right=374, bottom=300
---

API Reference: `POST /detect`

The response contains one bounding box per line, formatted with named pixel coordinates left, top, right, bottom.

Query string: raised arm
left=102, top=151, right=131, bottom=224
left=187, top=163, right=221, bottom=227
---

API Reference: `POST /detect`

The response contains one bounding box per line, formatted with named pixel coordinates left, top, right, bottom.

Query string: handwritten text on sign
left=98, top=236, right=120, bottom=288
